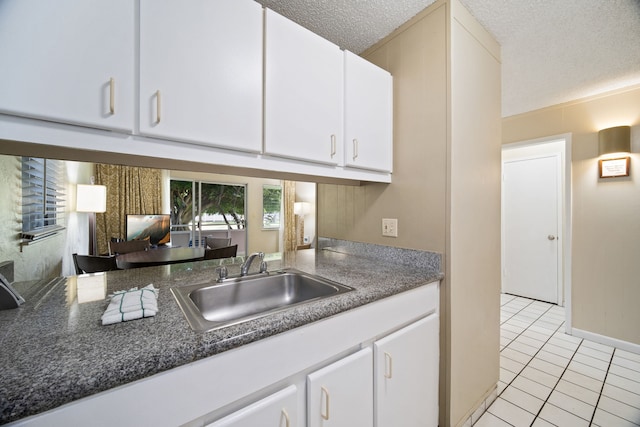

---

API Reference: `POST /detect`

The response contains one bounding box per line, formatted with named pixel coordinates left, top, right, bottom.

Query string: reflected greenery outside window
left=262, top=184, right=281, bottom=229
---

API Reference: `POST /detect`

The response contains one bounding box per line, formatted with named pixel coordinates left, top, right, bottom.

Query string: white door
left=503, top=154, right=560, bottom=303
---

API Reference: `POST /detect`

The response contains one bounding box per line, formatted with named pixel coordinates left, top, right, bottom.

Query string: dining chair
left=204, top=244, right=238, bottom=260
left=108, top=239, right=151, bottom=255
left=72, top=253, right=119, bottom=274
left=205, top=237, right=232, bottom=249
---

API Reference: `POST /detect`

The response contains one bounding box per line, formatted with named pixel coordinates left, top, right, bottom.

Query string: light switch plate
left=382, top=218, right=398, bottom=237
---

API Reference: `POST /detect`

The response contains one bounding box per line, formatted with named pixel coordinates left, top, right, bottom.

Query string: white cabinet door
left=307, top=348, right=373, bottom=427
left=0, top=0, right=134, bottom=132
left=264, top=9, right=344, bottom=165
left=206, top=385, right=298, bottom=427
left=374, top=315, right=439, bottom=427
left=344, top=51, right=393, bottom=172
left=139, top=0, right=262, bottom=152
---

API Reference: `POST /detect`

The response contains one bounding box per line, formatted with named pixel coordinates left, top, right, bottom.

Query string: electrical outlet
left=382, top=218, right=398, bottom=237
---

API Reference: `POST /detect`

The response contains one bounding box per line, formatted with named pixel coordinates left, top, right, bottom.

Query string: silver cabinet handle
left=353, top=139, right=359, bottom=161
left=548, top=235, right=556, bottom=241
left=330, top=135, right=336, bottom=158
left=321, top=386, right=330, bottom=420
left=384, top=352, right=393, bottom=379
left=281, top=409, right=290, bottom=427
left=109, top=77, right=115, bottom=115
left=156, top=90, right=162, bottom=124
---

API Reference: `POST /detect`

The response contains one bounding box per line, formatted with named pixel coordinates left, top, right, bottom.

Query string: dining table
left=115, top=247, right=205, bottom=269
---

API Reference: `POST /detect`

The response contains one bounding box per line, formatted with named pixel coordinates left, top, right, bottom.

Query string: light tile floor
left=475, top=294, right=640, bottom=426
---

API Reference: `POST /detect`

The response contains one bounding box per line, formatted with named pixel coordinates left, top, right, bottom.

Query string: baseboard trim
left=457, top=383, right=498, bottom=427
left=571, top=328, right=640, bottom=354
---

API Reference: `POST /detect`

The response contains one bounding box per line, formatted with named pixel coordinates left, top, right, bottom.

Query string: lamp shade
left=598, top=126, right=631, bottom=156
left=76, top=184, right=107, bottom=213
left=294, top=202, right=311, bottom=216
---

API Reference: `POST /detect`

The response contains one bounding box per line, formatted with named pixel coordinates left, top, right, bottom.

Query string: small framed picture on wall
left=599, top=157, right=630, bottom=178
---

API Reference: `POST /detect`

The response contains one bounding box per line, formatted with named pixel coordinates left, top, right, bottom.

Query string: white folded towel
left=101, top=284, right=159, bottom=326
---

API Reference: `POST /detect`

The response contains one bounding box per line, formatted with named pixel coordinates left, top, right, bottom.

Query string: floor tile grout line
left=529, top=334, right=586, bottom=427
left=594, top=406, right=640, bottom=426
left=495, top=308, right=577, bottom=425
left=601, top=377, right=640, bottom=405
left=500, top=298, right=538, bottom=325
left=589, top=348, right=615, bottom=426
left=495, top=300, right=565, bottom=427
left=494, top=297, right=640, bottom=427
left=609, top=358, right=640, bottom=375
left=500, top=302, right=555, bottom=351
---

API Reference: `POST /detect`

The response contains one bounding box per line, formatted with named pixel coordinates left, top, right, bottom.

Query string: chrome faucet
left=240, top=252, right=267, bottom=276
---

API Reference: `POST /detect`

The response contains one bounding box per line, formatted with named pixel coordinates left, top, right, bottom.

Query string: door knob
left=548, top=235, right=556, bottom=240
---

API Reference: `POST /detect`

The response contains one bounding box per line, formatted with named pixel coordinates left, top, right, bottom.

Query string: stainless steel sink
left=171, top=269, right=353, bottom=332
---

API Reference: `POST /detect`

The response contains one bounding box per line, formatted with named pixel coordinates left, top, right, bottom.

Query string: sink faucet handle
left=259, top=260, right=268, bottom=273
left=216, top=266, right=228, bottom=282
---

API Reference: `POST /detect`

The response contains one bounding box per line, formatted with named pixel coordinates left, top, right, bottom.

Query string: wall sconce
left=77, top=182, right=107, bottom=255
left=598, top=126, right=631, bottom=178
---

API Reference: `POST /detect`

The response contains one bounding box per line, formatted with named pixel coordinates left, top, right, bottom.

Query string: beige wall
left=318, top=3, right=448, bottom=253
left=448, top=0, right=502, bottom=423
left=0, top=155, right=93, bottom=281
left=169, top=170, right=282, bottom=255
left=503, top=85, right=640, bottom=345
left=318, top=1, right=501, bottom=425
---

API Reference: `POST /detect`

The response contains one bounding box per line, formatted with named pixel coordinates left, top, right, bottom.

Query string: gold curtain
left=283, top=180, right=297, bottom=252
left=94, top=165, right=162, bottom=255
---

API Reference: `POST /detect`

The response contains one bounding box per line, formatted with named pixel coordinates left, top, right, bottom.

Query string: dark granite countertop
left=0, top=239, right=442, bottom=424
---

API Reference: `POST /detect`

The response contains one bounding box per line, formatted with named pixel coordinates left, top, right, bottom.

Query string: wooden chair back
left=72, top=253, right=119, bottom=274
left=204, top=245, right=238, bottom=260
left=108, top=239, right=150, bottom=255
left=205, top=237, right=232, bottom=249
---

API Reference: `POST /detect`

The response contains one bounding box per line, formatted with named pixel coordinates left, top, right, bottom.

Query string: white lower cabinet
left=205, top=385, right=298, bottom=427
left=307, top=348, right=373, bottom=427
left=374, top=315, right=440, bottom=427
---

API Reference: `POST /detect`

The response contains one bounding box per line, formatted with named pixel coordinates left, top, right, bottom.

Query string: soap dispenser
left=0, top=273, right=25, bottom=310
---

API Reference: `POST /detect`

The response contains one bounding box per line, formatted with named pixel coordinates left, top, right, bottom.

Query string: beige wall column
left=318, top=1, right=501, bottom=425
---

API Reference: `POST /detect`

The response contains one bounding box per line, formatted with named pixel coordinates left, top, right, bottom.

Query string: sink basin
left=171, top=269, right=353, bottom=332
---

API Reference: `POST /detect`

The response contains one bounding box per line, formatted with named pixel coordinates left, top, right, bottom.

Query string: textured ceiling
left=256, top=0, right=640, bottom=117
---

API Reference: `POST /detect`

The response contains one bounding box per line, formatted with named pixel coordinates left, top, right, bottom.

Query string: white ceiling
left=257, top=0, right=640, bottom=117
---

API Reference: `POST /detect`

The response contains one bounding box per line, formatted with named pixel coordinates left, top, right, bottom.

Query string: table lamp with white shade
left=76, top=182, right=107, bottom=256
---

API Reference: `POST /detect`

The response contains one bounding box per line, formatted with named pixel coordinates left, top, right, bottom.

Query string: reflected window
left=170, top=180, right=246, bottom=231
left=262, top=184, right=281, bottom=229
left=21, top=157, right=65, bottom=238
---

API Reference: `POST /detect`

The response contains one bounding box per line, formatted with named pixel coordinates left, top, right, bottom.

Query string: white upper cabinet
left=344, top=51, right=393, bottom=172
left=0, top=0, right=134, bottom=132
left=264, top=9, right=344, bottom=165
left=139, top=0, right=262, bottom=152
